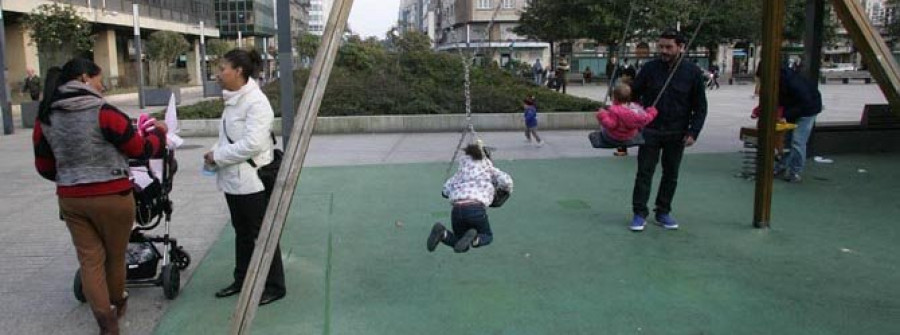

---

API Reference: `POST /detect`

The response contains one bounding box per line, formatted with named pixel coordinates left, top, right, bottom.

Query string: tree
left=515, top=0, right=830, bottom=56
left=297, top=33, right=321, bottom=61
left=206, top=39, right=233, bottom=63
left=22, top=3, right=93, bottom=72
left=146, top=31, right=190, bottom=87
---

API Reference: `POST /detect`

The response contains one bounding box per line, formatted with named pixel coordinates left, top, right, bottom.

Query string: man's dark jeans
left=443, top=203, right=493, bottom=247
left=632, top=130, right=686, bottom=218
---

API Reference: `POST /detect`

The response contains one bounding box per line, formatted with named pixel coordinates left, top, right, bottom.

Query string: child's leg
left=531, top=128, right=542, bottom=143
left=471, top=209, right=493, bottom=248
left=449, top=205, right=487, bottom=252
left=524, top=127, right=532, bottom=142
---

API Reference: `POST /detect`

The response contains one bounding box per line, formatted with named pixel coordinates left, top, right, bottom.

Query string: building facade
left=308, top=0, right=331, bottom=36
left=432, top=0, right=550, bottom=68
left=3, top=0, right=219, bottom=89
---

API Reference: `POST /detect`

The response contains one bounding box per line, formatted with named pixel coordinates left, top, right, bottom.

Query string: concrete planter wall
left=20, top=101, right=39, bottom=128
left=144, top=87, right=182, bottom=106
left=203, top=81, right=223, bottom=98
left=177, top=112, right=599, bottom=137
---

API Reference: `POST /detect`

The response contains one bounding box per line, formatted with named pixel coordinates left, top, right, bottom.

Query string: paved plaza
left=0, top=82, right=894, bottom=334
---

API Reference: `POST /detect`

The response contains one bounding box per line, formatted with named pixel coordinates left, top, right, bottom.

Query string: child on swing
left=427, top=142, right=514, bottom=253
left=596, top=83, right=658, bottom=147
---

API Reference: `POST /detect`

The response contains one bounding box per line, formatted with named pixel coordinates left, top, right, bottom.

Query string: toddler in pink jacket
left=596, top=84, right=658, bottom=142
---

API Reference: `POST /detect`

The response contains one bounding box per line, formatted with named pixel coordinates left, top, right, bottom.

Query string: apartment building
left=3, top=0, right=219, bottom=88
left=308, top=0, right=330, bottom=36
left=432, top=0, right=550, bottom=68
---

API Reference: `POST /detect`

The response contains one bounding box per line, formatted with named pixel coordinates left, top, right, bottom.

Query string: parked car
left=820, top=63, right=857, bottom=72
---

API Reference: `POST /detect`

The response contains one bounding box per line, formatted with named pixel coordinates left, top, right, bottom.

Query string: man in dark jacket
left=628, top=29, right=708, bottom=232
left=775, top=66, right=822, bottom=183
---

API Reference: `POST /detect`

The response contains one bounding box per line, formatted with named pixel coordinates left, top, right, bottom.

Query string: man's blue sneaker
left=655, top=213, right=679, bottom=230
left=630, top=215, right=646, bottom=232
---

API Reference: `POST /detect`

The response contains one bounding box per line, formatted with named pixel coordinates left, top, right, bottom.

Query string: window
left=501, top=0, right=514, bottom=9
left=476, top=0, right=492, bottom=9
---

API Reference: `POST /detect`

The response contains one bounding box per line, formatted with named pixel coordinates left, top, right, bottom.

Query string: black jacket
left=631, top=58, right=708, bottom=139
left=779, top=68, right=822, bottom=122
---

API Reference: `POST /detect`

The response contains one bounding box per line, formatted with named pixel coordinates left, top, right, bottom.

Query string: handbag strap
left=222, top=117, right=277, bottom=168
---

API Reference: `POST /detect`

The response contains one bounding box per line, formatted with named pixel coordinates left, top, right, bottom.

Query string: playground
left=155, top=152, right=900, bottom=334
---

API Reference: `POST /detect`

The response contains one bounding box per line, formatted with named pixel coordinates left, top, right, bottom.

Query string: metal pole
left=200, top=21, right=208, bottom=97
left=753, top=0, right=785, bottom=228
left=0, top=0, right=14, bottom=135
left=238, top=30, right=243, bottom=48
left=277, top=0, right=294, bottom=142
left=133, top=4, right=145, bottom=109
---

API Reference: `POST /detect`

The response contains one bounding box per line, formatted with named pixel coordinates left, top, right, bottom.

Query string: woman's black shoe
left=215, top=283, right=242, bottom=298
left=259, top=290, right=286, bottom=306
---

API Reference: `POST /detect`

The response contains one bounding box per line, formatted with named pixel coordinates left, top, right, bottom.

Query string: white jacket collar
left=222, top=78, right=259, bottom=105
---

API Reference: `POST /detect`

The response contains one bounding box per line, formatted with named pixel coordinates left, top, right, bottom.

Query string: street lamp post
left=0, top=0, right=12, bottom=135
left=133, top=4, right=145, bottom=109
left=200, top=21, right=208, bottom=97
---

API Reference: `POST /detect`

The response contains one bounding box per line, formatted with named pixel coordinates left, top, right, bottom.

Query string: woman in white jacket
left=203, top=49, right=285, bottom=305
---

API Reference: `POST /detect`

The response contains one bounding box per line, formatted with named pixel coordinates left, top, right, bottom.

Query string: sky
left=347, top=0, right=401, bottom=39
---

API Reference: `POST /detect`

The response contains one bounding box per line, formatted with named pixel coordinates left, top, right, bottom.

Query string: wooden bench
left=565, top=72, right=586, bottom=85
left=819, top=71, right=874, bottom=84
left=810, top=104, right=900, bottom=155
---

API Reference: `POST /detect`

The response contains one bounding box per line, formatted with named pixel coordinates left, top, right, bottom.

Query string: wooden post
left=831, top=0, right=900, bottom=114
left=228, top=0, right=355, bottom=333
left=753, top=0, right=785, bottom=228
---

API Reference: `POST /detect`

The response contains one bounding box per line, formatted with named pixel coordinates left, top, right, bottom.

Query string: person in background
left=22, top=68, right=42, bottom=101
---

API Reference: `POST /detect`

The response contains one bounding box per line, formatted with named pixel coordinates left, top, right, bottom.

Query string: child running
left=596, top=83, right=658, bottom=146
left=523, top=97, right=543, bottom=146
left=427, top=143, right=514, bottom=253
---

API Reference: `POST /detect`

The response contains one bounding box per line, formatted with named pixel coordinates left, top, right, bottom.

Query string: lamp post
left=200, top=21, right=208, bottom=97
left=133, top=4, right=145, bottom=109
left=0, top=0, right=12, bottom=135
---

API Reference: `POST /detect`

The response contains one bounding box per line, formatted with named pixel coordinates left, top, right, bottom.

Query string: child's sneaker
left=454, top=229, right=477, bottom=253
left=655, top=213, right=679, bottom=230
left=536, top=140, right=544, bottom=147
left=614, top=148, right=628, bottom=156
left=630, top=214, right=646, bottom=232
left=426, top=222, right=447, bottom=252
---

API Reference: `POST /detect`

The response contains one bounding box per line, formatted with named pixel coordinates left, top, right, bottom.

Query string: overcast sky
left=348, top=0, right=401, bottom=39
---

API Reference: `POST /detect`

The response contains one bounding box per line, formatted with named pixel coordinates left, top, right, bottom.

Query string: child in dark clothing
left=523, top=97, right=543, bottom=146
left=427, top=143, right=514, bottom=253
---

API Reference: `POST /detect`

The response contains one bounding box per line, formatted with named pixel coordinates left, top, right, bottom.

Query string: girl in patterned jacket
left=427, top=143, right=514, bottom=253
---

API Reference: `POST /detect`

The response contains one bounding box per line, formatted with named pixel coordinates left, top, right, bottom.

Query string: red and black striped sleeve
left=98, top=105, right=167, bottom=159
left=32, top=122, right=57, bottom=181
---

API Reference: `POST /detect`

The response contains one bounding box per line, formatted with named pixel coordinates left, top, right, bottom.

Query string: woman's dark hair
left=38, top=58, right=102, bottom=125
left=223, top=48, right=262, bottom=82
left=463, top=144, right=485, bottom=160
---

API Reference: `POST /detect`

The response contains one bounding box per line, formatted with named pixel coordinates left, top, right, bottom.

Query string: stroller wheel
left=162, top=264, right=181, bottom=299
left=73, top=268, right=86, bottom=303
left=173, top=247, right=191, bottom=270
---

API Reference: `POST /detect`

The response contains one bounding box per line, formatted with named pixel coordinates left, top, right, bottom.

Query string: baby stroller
left=73, top=147, right=191, bottom=301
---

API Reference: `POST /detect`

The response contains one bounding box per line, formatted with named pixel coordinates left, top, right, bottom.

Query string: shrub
left=179, top=31, right=601, bottom=119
